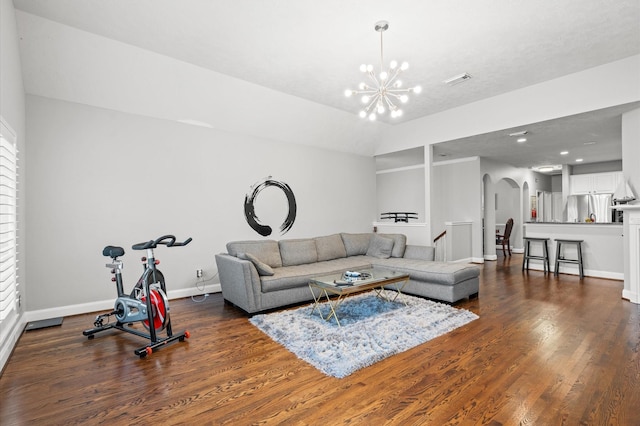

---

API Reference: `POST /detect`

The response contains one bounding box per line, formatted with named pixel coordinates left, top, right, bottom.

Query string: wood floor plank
left=1, top=253, right=639, bottom=425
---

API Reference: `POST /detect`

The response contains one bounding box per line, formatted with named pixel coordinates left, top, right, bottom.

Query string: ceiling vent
left=444, top=73, right=472, bottom=86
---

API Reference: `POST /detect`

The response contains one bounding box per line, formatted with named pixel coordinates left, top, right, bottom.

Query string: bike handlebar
left=132, top=235, right=192, bottom=251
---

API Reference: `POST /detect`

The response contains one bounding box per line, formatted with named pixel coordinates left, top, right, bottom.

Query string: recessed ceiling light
left=560, top=151, right=569, bottom=155
left=538, top=167, right=554, bottom=172
left=584, top=141, right=596, bottom=145
left=576, top=158, right=584, bottom=162
left=517, top=138, right=527, bottom=143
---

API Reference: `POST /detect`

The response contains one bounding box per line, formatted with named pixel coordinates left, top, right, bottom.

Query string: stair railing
left=433, top=230, right=447, bottom=262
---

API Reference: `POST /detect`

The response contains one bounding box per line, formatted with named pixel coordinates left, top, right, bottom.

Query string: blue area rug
left=249, top=290, right=479, bottom=378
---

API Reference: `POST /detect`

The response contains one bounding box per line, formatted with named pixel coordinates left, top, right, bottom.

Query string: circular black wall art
left=244, top=177, right=297, bottom=237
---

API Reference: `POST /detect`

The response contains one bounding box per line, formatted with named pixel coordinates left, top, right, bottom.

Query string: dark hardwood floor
left=1, top=254, right=639, bottom=425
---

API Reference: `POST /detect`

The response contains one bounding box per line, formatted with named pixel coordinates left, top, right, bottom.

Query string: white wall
left=495, top=179, right=519, bottom=225
left=376, top=167, right=426, bottom=220
left=0, top=0, right=27, bottom=373
left=25, top=95, right=376, bottom=313
left=572, top=160, right=623, bottom=175
left=16, top=11, right=385, bottom=157
left=431, top=157, right=482, bottom=261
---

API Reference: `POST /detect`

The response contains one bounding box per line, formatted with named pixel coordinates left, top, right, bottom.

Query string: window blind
left=0, top=119, right=18, bottom=327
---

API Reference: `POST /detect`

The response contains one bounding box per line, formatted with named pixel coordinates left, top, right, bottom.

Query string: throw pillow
left=238, top=252, right=275, bottom=276
left=366, top=234, right=395, bottom=259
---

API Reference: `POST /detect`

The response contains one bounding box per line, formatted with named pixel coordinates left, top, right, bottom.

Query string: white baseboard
left=622, top=289, right=639, bottom=304
left=0, top=313, right=25, bottom=373
left=24, top=284, right=222, bottom=323
left=451, top=257, right=474, bottom=264
left=484, top=254, right=498, bottom=261
left=524, top=263, right=623, bottom=280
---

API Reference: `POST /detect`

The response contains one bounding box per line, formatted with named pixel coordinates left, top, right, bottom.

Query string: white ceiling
left=12, top=0, right=640, bottom=165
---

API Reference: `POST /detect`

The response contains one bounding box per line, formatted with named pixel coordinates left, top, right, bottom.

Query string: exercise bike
left=83, top=234, right=192, bottom=358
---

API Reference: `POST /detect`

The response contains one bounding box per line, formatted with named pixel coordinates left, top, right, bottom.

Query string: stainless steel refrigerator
left=565, top=194, right=613, bottom=223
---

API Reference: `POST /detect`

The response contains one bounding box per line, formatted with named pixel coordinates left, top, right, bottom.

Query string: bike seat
left=103, top=246, right=125, bottom=258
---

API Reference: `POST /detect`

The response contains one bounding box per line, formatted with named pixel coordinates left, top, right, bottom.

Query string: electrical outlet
left=196, top=269, right=203, bottom=278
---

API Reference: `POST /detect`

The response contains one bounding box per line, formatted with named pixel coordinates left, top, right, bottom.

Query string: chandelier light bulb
left=345, top=21, right=421, bottom=121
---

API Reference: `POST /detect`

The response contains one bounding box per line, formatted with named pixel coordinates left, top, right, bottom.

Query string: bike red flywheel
left=141, top=288, right=169, bottom=331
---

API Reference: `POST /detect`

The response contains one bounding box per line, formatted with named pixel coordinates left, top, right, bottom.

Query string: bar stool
left=522, top=237, right=551, bottom=273
left=554, top=239, right=585, bottom=279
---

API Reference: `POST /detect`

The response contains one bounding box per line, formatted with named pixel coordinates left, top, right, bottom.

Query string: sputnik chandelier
left=345, top=20, right=421, bottom=120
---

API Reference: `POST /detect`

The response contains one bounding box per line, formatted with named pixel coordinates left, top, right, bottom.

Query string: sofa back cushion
left=279, top=238, right=318, bottom=266
left=226, top=240, right=282, bottom=268
left=378, top=233, right=407, bottom=258
left=340, top=233, right=372, bottom=256
left=314, top=234, right=347, bottom=261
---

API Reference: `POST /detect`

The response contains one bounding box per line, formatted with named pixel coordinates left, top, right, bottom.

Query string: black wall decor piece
left=244, top=177, right=297, bottom=236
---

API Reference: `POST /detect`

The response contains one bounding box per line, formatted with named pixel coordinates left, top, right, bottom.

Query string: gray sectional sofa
left=215, top=233, right=480, bottom=314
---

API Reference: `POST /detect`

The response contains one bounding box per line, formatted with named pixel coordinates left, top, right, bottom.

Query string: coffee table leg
left=324, top=294, right=344, bottom=327
left=375, top=280, right=409, bottom=306
left=308, top=284, right=325, bottom=319
left=308, top=285, right=344, bottom=327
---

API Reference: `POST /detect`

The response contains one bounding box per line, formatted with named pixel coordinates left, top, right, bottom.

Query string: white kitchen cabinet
left=570, top=171, right=622, bottom=195
left=570, top=174, right=592, bottom=194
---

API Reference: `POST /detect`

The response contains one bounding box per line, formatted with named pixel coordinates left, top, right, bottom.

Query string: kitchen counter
left=524, top=222, right=623, bottom=280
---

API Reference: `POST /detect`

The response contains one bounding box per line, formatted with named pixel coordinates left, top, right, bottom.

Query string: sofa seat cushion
left=371, top=258, right=480, bottom=286
left=260, top=257, right=372, bottom=292
left=226, top=240, right=282, bottom=268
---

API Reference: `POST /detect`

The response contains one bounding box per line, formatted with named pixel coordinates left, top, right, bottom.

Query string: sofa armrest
left=215, top=253, right=262, bottom=313
left=403, top=244, right=436, bottom=261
